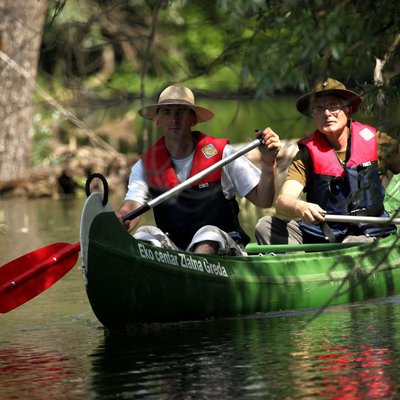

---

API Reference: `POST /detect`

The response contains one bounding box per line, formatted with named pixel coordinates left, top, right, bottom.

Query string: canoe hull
left=81, top=193, right=400, bottom=331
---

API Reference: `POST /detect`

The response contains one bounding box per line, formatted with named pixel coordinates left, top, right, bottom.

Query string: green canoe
left=80, top=177, right=400, bottom=332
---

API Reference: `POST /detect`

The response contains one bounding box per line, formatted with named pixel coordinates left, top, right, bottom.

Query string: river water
left=2, top=195, right=400, bottom=399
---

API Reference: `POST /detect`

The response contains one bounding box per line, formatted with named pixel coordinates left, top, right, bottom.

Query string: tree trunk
left=0, top=0, right=47, bottom=181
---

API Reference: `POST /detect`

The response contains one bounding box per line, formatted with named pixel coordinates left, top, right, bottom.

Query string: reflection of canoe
left=80, top=182, right=400, bottom=332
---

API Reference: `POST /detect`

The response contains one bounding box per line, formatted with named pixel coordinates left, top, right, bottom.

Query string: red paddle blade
left=0, top=242, right=80, bottom=314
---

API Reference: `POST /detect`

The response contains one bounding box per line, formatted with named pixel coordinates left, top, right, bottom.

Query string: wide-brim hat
left=296, top=78, right=363, bottom=115
left=138, top=85, right=214, bottom=123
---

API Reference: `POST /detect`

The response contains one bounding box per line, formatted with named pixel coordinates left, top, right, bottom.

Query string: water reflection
left=89, top=318, right=294, bottom=399
left=88, top=299, right=400, bottom=399
left=0, top=346, right=76, bottom=397
left=291, top=301, right=400, bottom=399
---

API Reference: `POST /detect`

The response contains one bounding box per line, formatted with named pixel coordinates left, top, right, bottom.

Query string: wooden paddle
left=0, top=138, right=262, bottom=313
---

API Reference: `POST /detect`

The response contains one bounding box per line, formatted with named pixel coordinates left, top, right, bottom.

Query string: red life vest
left=300, top=121, right=378, bottom=177
left=142, top=132, right=249, bottom=249
left=143, top=132, right=228, bottom=189
left=298, top=121, right=394, bottom=241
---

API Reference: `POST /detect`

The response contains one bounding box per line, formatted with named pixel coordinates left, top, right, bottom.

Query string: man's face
left=310, top=95, right=350, bottom=134
left=155, top=105, right=196, bottom=135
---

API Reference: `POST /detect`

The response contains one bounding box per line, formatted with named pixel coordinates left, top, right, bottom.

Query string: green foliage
left=38, top=0, right=400, bottom=134
left=215, top=0, right=399, bottom=88
left=106, top=62, right=143, bottom=93
left=212, top=0, right=400, bottom=133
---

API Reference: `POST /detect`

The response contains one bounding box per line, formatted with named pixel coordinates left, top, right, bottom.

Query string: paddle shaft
left=324, top=214, right=400, bottom=225
left=122, top=138, right=262, bottom=222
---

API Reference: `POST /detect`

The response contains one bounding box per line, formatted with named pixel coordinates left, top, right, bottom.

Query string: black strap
left=322, top=222, right=337, bottom=243
left=345, top=120, right=352, bottom=163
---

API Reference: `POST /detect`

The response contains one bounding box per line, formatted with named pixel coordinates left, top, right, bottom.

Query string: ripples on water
left=4, top=298, right=400, bottom=399
left=4, top=297, right=400, bottom=399
left=86, top=299, right=400, bottom=400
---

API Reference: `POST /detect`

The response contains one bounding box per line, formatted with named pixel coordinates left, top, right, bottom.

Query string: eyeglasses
left=311, top=104, right=346, bottom=116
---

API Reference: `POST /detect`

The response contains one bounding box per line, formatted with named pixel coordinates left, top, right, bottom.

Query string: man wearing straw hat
left=255, top=77, right=400, bottom=245
left=116, top=85, right=281, bottom=255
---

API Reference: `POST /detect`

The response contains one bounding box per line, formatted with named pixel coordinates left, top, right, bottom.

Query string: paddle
left=0, top=137, right=263, bottom=313
left=324, top=214, right=400, bottom=225
left=122, top=137, right=263, bottom=222
left=0, top=242, right=80, bottom=313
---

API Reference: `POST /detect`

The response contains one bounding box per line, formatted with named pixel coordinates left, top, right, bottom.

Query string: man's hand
left=275, top=180, right=327, bottom=223
left=115, top=211, right=132, bottom=230
left=116, top=200, right=142, bottom=232
left=256, top=127, right=281, bottom=165
left=295, top=200, right=326, bottom=224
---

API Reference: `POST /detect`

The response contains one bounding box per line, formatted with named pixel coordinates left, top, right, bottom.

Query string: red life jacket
left=298, top=121, right=394, bottom=241
left=142, top=132, right=249, bottom=249
left=143, top=132, right=228, bottom=189
left=301, top=121, right=377, bottom=178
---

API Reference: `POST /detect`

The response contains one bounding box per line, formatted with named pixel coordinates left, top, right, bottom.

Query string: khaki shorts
left=134, top=225, right=246, bottom=256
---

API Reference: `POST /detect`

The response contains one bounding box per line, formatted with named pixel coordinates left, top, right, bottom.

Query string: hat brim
left=138, top=102, right=214, bottom=123
left=296, top=89, right=362, bottom=115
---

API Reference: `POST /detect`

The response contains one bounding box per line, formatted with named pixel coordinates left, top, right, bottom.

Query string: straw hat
left=138, top=86, right=214, bottom=123
left=296, top=78, right=363, bottom=115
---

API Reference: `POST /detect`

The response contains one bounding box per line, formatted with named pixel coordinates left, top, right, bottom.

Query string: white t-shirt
left=124, top=144, right=261, bottom=204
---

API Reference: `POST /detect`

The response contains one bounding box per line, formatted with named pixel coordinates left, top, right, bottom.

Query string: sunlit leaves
left=39, top=0, right=400, bottom=127
left=213, top=0, right=400, bottom=127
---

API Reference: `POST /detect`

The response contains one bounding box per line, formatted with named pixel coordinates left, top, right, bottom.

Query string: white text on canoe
left=138, top=243, right=228, bottom=277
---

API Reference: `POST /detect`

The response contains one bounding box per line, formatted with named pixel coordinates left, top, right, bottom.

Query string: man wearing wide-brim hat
left=116, top=85, right=281, bottom=255
left=255, top=77, right=400, bottom=245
